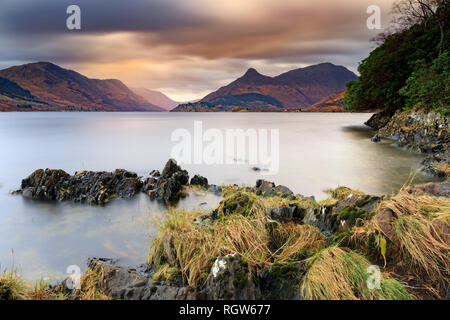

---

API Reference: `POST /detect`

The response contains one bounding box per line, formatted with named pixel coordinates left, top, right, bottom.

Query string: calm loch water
left=0, top=112, right=436, bottom=281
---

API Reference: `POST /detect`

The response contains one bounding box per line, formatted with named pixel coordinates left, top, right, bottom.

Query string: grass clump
left=325, top=186, right=365, bottom=200
left=148, top=198, right=325, bottom=287
left=301, top=246, right=412, bottom=300
left=354, top=189, right=450, bottom=298
left=269, top=223, right=325, bottom=261
left=0, top=270, right=29, bottom=300
left=74, top=268, right=110, bottom=300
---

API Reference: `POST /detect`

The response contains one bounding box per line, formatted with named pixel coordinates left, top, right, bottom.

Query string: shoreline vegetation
left=2, top=151, right=449, bottom=300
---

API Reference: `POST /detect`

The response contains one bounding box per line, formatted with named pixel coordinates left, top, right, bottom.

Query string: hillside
left=131, top=87, right=180, bottom=111
left=175, top=63, right=357, bottom=111
left=0, top=62, right=164, bottom=111
left=303, top=91, right=346, bottom=112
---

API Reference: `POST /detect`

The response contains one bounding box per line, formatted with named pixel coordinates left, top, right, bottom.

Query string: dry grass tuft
left=149, top=196, right=325, bottom=287
left=0, top=270, right=29, bottom=300
left=353, top=188, right=450, bottom=297
left=74, top=268, right=110, bottom=300
left=325, top=186, right=365, bottom=200
left=270, top=223, right=326, bottom=261
left=301, top=246, right=413, bottom=300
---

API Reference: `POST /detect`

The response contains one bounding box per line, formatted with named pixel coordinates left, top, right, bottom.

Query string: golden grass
left=353, top=189, right=450, bottom=297
left=270, top=223, right=326, bottom=261
left=0, top=270, right=29, bottom=300
left=74, top=268, right=110, bottom=300
left=325, top=186, right=366, bottom=200
left=149, top=195, right=325, bottom=287
left=431, top=162, right=450, bottom=177
left=301, top=246, right=413, bottom=300
left=152, top=263, right=181, bottom=282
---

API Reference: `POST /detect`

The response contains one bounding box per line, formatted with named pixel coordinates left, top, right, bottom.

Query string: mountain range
left=173, top=63, right=357, bottom=111
left=0, top=61, right=357, bottom=112
left=0, top=62, right=164, bottom=111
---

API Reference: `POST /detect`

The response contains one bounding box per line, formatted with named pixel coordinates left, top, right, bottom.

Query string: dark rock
left=365, top=109, right=395, bottom=130
left=302, top=206, right=334, bottom=236
left=268, top=206, right=296, bottom=223
left=144, top=159, right=190, bottom=204
left=87, top=258, right=197, bottom=300
left=420, top=155, right=448, bottom=179
left=255, top=180, right=294, bottom=198
left=200, top=254, right=260, bottom=300
left=302, top=194, right=380, bottom=236
left=409, top=180, right=450, bottom=198
left=19, top=168, right=142, bottom=205
left=190, top=175, right=209, bottom=188
left=259, top=263, right=305, bottom=300
left=377, top=109, right=449, bottom=155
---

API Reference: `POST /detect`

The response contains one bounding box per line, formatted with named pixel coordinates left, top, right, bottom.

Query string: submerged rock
left=19, top=168, right=142, bottom=205
left=200, top=254, right=260, bottom=300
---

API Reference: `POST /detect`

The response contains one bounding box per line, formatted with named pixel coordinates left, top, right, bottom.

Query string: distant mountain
left=303, top=91, right=347, bottom=112
left=0, top=62, right=164, bottom=111
left=177, top=63, right=357, bottom=111
left=172, top=93, right=284, bottom=112
left=131, top=87, right=180, bottom=111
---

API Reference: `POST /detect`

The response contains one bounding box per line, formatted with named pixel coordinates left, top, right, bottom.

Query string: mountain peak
left=244, top=68, right=260, bottom=76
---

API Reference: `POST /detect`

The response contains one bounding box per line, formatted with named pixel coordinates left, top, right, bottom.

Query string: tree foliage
left=344, top=2, right=449, bottom=115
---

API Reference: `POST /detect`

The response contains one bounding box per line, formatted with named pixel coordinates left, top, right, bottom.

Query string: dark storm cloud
left=0, top=0, right=208, bottom=35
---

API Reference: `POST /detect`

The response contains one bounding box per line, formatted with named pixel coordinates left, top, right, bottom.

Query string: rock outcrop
left=19, top=168, right=141, bottom=205
left=369, top=109, right=449, bottom=179
left=16, top=159, right=198, bottom=206
left=144, top=159, right=190, bottom=204
left=377, top=109, right=449, bottom=154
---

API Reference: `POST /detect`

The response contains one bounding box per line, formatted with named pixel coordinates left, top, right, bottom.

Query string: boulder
left=190, top=175, right=209, bottom=188
left=200, top=254, right=260, bottom=300
left=268, top=204, right=299, bottom=223
left=255, top=180, right=294, bottom=198
left=145, top=159, right=190, bottom=204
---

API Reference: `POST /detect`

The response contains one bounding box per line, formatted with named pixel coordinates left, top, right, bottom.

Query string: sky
left=0, top=0, right=395, bottom=101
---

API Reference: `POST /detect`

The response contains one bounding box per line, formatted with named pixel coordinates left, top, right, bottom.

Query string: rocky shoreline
left=2, top=109, right=449, bottom=301
left=3, top=156, right=449, bottom=300
left=367, top=109, right=449, bottom=179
